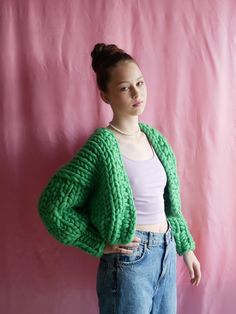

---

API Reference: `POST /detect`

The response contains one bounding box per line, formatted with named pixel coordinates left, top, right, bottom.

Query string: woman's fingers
left=190, top=263, right=201, bottom=286
left=122, top=241, right=140, bottom=248
left=133, top=236, right=142, bottom=243
left=193, top=264, right=201, bottom=286
left=115, top=245, right=134, bottom=254
left=117, top=242, right=139, bottom=253
left=103, top=237, right=142, bottom=254
left=116, top=237, right=141, bottom=249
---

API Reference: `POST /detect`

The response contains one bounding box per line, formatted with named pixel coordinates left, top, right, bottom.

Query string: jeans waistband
left=135, top=222, right=173, bottom=247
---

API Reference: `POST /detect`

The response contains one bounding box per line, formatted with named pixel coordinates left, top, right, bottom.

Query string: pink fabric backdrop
left=1, top=0, right=236, bottom=313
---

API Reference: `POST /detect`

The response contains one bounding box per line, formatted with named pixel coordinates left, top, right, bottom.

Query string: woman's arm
left=38, top=136, right=106, bottom=257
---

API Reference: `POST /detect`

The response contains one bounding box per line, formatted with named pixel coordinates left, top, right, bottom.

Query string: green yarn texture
left=38, top=122, right=195, bottom=257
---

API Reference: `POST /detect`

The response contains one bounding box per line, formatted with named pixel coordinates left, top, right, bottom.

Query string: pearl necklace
left=108, top=122, right=141, bottom=136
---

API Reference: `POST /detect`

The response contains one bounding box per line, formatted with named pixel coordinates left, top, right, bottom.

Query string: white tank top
left=121, top=145, right=167, bottom=224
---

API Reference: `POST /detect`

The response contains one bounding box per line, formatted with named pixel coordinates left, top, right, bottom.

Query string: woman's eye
left=120, top=86, right=129, bottom=91
left=137, top=81, right=144, bottom=86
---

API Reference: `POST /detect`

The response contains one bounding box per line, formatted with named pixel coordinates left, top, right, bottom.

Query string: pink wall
left=1, top=0, right=236, bottom=313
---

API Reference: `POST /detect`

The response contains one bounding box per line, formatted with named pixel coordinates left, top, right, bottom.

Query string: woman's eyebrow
left=116, top=76, right=144, bottom=86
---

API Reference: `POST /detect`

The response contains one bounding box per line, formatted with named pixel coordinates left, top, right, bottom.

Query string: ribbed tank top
left=121, top=145, right=167, bottom=224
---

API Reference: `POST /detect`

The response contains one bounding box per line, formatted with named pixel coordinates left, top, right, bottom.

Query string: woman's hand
left=183, top=250, right=201, bottom=286
left=103, top=236, right=141, bottom=254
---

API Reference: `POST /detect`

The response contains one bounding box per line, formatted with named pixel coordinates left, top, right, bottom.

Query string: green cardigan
left=38, top=122, right=195, bottom=257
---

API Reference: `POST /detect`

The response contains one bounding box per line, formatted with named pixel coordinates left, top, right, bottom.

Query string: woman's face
left=101, top=61, right=147, bottom=118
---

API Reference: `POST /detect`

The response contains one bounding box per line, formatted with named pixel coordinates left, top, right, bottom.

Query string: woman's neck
left=108, top=117, right=140, bottom=134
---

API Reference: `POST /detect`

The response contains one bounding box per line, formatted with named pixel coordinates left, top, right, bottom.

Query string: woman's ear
left=100, top=90, right=110, bottom=104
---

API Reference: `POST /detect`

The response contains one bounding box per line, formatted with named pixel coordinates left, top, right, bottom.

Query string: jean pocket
left=116, top=242, right=147, bottom=266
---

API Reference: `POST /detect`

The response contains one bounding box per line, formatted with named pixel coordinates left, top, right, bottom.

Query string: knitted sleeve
left=167, top=214, right=195, bottom=256
left=37, top=137, right=106, bottom=258
left=160, top=133, right=196, bottom=256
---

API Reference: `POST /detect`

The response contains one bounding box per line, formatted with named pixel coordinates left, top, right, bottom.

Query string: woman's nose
left=131, top=87, right=139, bottom=99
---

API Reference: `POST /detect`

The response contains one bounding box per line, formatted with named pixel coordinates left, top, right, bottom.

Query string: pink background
left=1, top=0, right=236, bottom=313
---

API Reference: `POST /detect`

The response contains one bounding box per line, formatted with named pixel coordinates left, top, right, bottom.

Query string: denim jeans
left=96, top=223, right=177, bottom=314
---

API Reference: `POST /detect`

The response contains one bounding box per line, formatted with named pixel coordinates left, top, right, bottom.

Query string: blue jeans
left=96, top=223, right=177, bottom=314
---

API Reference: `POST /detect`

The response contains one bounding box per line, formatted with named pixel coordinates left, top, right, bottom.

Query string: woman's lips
left=133, top=101, right=143, bottom=107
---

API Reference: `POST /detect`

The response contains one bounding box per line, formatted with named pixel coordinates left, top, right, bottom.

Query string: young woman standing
left=38, top=43, right=201, bottom=314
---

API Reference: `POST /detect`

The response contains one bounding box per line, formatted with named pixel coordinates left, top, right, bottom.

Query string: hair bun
left=91, top=43, right=106, bottom=56
left=91, top=43, right=123, bottom=72
left=90, top=43, right=135, bottom=91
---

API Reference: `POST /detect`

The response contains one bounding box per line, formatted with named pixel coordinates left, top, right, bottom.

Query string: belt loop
left=147, top=232, right=151, bottom=249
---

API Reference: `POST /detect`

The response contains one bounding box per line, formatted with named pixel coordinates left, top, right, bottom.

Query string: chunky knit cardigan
left=38, top=122, right=195, bottom=258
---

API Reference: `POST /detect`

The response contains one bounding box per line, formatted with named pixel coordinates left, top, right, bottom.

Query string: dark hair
left=91, top=43, right=137, bottom=92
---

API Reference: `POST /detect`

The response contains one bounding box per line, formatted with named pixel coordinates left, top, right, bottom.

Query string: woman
left=38, top=43, right=201, bottom=314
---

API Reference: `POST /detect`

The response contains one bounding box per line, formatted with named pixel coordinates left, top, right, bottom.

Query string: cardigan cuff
left=72, top=234, right=106, bottom=258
